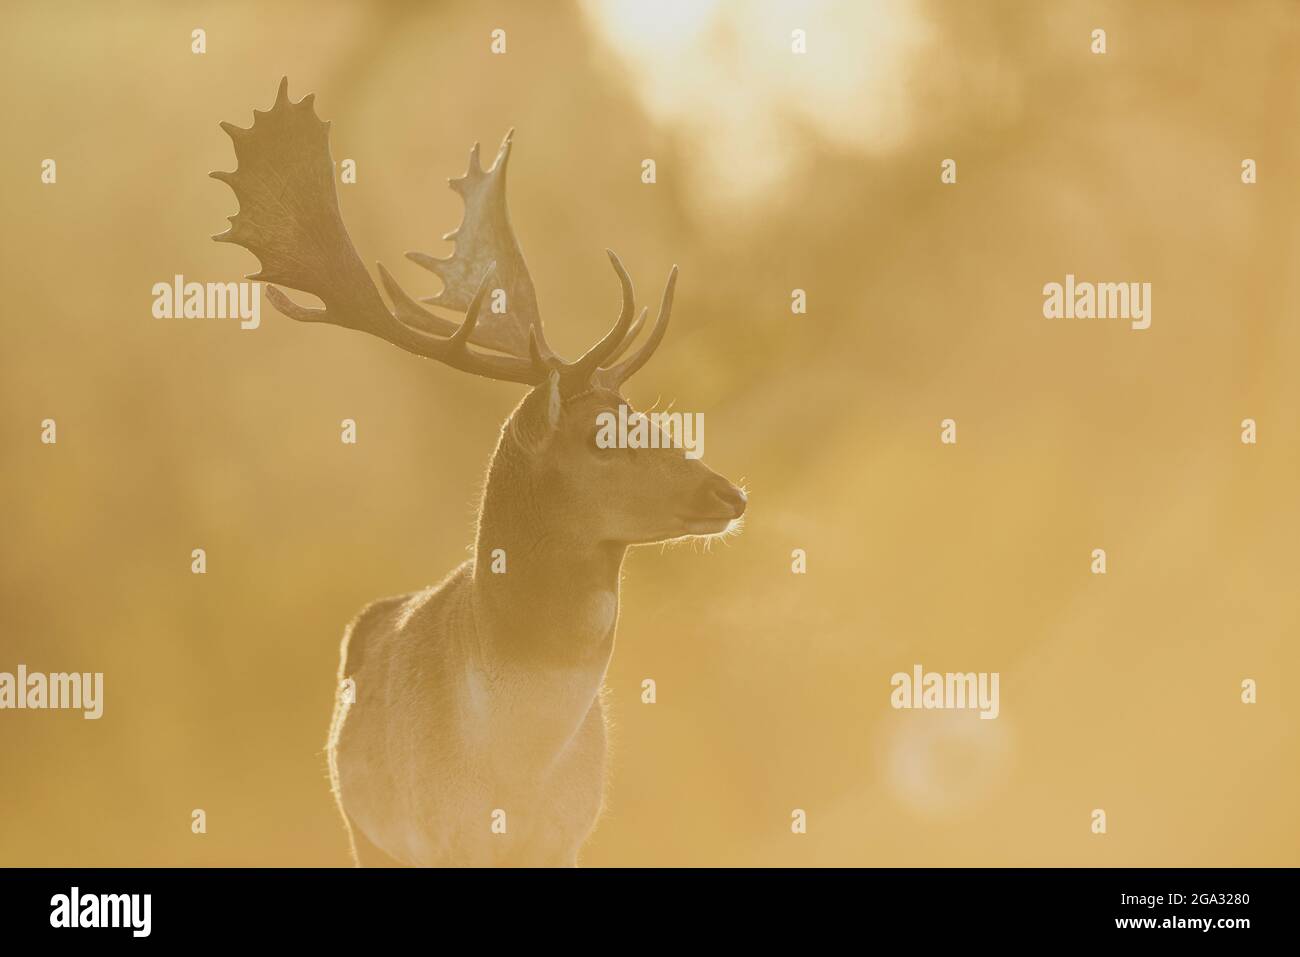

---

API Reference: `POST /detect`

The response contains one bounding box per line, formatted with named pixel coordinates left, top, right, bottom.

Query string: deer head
left=212, top=78, right=746, bottom=547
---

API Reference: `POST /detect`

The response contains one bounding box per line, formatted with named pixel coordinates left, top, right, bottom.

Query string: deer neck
left=472, top=524, right=624, bottom=664
left=464, top=445, right=624, bottom=766
left=472, top=473, right=624, bottom=664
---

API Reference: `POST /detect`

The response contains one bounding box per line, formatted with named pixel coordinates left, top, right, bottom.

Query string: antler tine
left=596, top=265, right=677, bottom=389
left=608, top=307, right=649, bottom=364
left=528, top=326, right=547, bottom=368
left=449, top=264, right=495, bottom=347
left=378, top=263, right=549, bottom=385
left=376, top=262, right=461, bottom=337
left=265, top=285, right=327, bottom=321
left=564, top=250, right=636, bottom=390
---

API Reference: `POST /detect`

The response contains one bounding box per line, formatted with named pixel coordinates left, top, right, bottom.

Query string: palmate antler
left=211, top=77, right=675, bottom=393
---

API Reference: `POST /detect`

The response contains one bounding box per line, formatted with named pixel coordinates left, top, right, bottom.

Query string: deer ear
left=509, top=371, right=562, bottom=455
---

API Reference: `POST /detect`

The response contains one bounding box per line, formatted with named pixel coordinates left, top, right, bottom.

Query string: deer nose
left=705, top=480, right=747, bottom=519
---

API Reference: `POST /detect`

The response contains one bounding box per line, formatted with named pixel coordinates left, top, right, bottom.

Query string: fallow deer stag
left=212, top=79, right=747, bottom=866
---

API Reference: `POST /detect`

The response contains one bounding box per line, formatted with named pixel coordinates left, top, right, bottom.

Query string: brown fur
left=326, top=385, right=745, bottom=866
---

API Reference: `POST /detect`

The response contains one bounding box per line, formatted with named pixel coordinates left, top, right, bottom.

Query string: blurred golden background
left=1, top=0, right=1297, bottom=866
